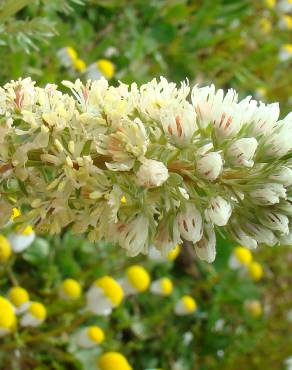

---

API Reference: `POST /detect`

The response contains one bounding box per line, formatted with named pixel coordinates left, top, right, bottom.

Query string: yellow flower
left=248, top=261, right=263, bottom=281
left=160, top=278, right=173, bottom=296
left=66, top=46, right=78, bottom=61
left=61, top=278, right=82, bottom=300
left=29, top=302, right=47, bottom=321
left=95, top=276, right=124, bottom=306
left=74, top=58, right=87, bottom=73
left=182, top=295, right=197, bottom=312
left=96, top=59, right=115, bottom=79
left=126, top=265, right=150, bottom=292
left=0, top=235, right=12, bottom=262
left=98, top=352, right=132, bottom=370
left=8, top=287, right=30, bottom=308
left=234, top=246, right=252, bottom=265
left=245, top=300, right=263, bottom=318
left=0, top=296, right=16, bottom=330
left=283, top=15, right=292, bottom=30
left=265, top=0, right=275, bottom=8
left=87, top=326, right=105, bottom=344
left=11, top=207, right=21, bottom=220
left=21, top=225, right=33, bottom=236
left=283, top=44, right=292, bottom=54
left=120, top=195, right=127, bottom=204
left=259, top=18, right=272, bottom=33
left=167, top=244, right=181, bottom=261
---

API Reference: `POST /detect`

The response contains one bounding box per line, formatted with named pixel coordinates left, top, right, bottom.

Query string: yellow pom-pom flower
left=122, top=265, right=151, bottom=295
left=86, top=276, right=124, bottom=316
left=245, top=300, right=263, bottom=318
left=74, top=58, right=87, bottom=73
left=167, top=244, right=181, bottom=261
left=96, top=59, right=115, bottom=79
left=11, top=207, right=21, bottom=221
left=60, top=278, right=82, bottom=300
left=248, top=261, right=264, bottom=281
left=85, top=59, right=115, bottom=80
left=8, top=286, right=30, bottom=313
left=0, top=296, right=16, bottom=336
left=20, top=302, right=47, bottom=327
left=0, top=235, right=12, bottom=263
left=98, top=352, right=132, bottom=370
left=76, top=325, right=105, bottom=348
left=175, top=295, right=197, bottom=315
left=233, top=246, right=253, bottom=266
left=150, top=277, right=173, bottom=296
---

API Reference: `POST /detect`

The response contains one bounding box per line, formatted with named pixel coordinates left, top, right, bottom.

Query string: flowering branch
left=0, top=77, right=292, bottom=262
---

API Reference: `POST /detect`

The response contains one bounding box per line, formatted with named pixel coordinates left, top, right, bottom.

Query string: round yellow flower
left=8, top=287, right=30, bottom=308
left=126, top=265, right=150, bottom=292
left=234, top=246, right=252, bottom=265
left=95, top=276, right=124, bottom=306
left=248, top=262, right=263, bottom=281
left=11, top=207, right=21, bottom=220
left=87, top=326, right=105, bottom=344
left=160, top=278, right=173, bottom=296
left=98, top=352, right=132, bottom=370
left=167, top=244, right=180, bottom=261
left=265, top=0, right=275, bottom=8
left=245, top=300, right=263, bottom=318
left=97, top=59, right=115, bottom=79
left=0, top=296, right=16, bottom=330
left=29, top=302, right=47, bottom=320
left=61, top=278, right=82, bottom=299
left=182, top=295, right=197, bottom=313
left=66, top=46, right=78, bottom=61
left=74, top=58, right=86, bottom=73
left=0, top=235, right=12, bottom=262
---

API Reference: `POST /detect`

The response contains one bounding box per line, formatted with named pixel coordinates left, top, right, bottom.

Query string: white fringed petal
left=177, top=203, right=203, bottom=243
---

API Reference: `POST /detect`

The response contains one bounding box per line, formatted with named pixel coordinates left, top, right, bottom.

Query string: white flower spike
left=0, top=77, right=292, bottom=264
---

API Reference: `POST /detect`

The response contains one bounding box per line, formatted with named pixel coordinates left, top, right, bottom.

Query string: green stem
left=0, top=0, right=35, bottom=22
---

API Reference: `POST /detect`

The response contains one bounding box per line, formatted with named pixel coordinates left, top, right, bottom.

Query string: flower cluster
left=0, top=77, right=292, bottom=262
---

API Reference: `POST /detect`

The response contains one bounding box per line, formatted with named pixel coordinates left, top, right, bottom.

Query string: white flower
left=226, top=138, right=258, bottom=167
left=109, top=214, right=149, bottom=257
left=119, top=265, right=150, bottom=296
left=160, top=102, right=197, bottom=146
left=260, top=210, right=289, bottom=235
left=251, top=183, right=287, bottom=205
left=86, top=276, right=124, bottom=316
left=20, top=302, right=46, bottom=327
left=194, top=223, right=216, bottom=263
left=246, top=223, right=278, bottom=246
left=8, top=226, right=35, bottom=253
left=191, top=84, right=257, bottom=138
left=250, top=102, right=279, bottom=136
left=197, top=152, right=223, bottom=181
left=75, top=326, right=105, bottom=348
left=269, top=167, right=292, bottom=186
left=263, top=116, right=292, bottom=158
left=205, top=196, right=232, bottom=226
left=138, top=77, right=190, bottom=121
left=136, top=159, right=168, bottom=188
left=150, top=277, right=173, bottom=296
left=280, top=231, right=292, bottom=245
left=231, top=225, right=258, bottom=249
left=174, top=295, right=197, bottom=315
left=279, top=44, right=292, bottom=62
left=177, top=203, right=203, bottom=243
left=57, top=47, right=77, bottom=68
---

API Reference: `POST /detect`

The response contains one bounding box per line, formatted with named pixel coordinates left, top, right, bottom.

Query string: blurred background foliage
left=0, top=0, right=291, bottom=369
